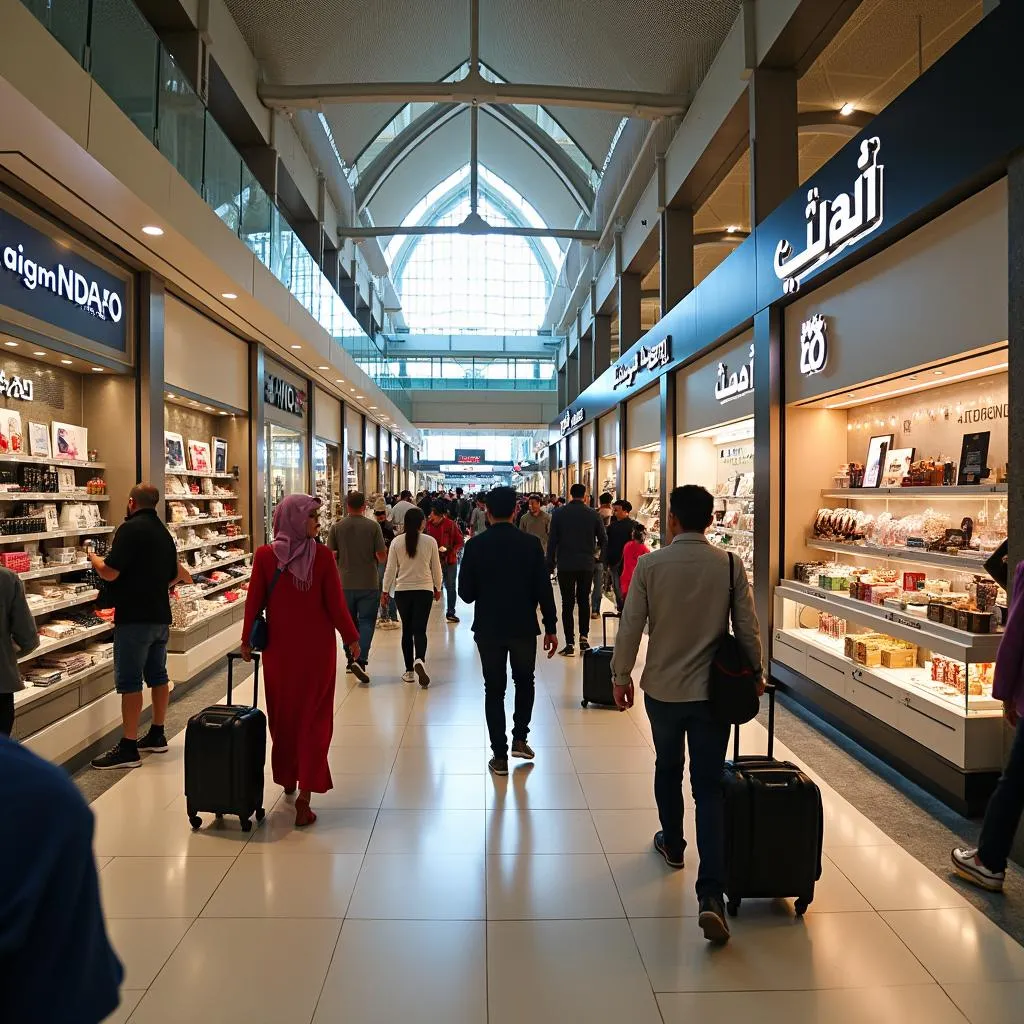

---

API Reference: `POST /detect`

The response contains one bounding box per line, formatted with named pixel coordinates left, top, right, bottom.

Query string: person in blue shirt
left=0, top=735, right=123, bottom=1022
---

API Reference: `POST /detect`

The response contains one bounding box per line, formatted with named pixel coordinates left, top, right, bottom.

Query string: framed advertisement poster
left=862, top=434, right=893, bottom=489
left=28, top=421, right=51, bottom=458
left=52, top=421, right=87, bottom=461
left=187, top=440, right=212, bottom=473
left=957, top=431, right=991, bottom=485
left=881, top=447, right=915, bottom=488
left=165, top=431, right=186, bottom=471
left=212, top=437, right=228, bottom=474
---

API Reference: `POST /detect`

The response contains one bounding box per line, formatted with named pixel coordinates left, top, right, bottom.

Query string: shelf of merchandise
left=19, top=622, right=114, bottom=664
left=167, top=515, right=242, bottom=529
left=187, top=551, right=249, bottom=573
left=0, top=526, right=114, bottom=544
left=712, top=527, right=753, bottom=538
left=0, top=491, right=109, bottom=502
left=805, top=537, right=994, bottom=574
left=196, top=572, right=251, bottom=598
left=0, top=454, right=106, bottom=470
left=177, top=533, right=248, bottom=555
left=166, top=468, right=235, bottom=480
left=164, top=493, right=236, bottom=501
left=18, top=560, right=90, bottom=582
left=13, top=658, right=114, bottom=711
left=26, top=590, right=99, bottom=618
left=822, top=485, right=1007, bottom=500
left=775, top=579, right=1003, bottom=661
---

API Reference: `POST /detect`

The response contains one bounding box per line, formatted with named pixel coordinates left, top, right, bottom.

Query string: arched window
left=389, top=166, right=559, bottom=334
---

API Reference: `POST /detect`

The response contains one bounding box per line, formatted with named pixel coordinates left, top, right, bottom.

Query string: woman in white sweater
left=382, top=507, right=442, bottom=686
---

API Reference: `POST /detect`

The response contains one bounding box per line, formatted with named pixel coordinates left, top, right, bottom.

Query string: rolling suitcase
left=581, top=611, right=622, bottom=710
left=722, top=684, right=823, bottom=917
left=185, top=651, right=266, bottom=832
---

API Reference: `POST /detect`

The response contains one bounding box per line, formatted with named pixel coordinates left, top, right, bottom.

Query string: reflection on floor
left=87, top=597, right=1024, bottom=1023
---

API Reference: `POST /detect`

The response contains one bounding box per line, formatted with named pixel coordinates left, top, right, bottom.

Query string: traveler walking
left=373, top=501, right=400, bottom=628
left=591, top=492, right=615, bottom=618
left=390, top=489, right=417, bottom=529
left=326, top=492, right=387, bottom=683
left=0, top=565, right=39, bottom=736
left=426, top=500, right=464, bottom=622
left=619, top=522, right=652, bottom=600
left=383, top=507, right=443, bottom=687
left=611, top=485, right=763, bottom=944
left=458, top=487, right=558, bottom=774
left=1, top=734, right=123, bottom=1023
left=89, top=484, right=191, bottom=770
left=546, top=482, right=606, bottom=656
left=519, top=493, right=551, bottom=550
left=604, top=499, right=636, bottom=610
left=469, top=496, right=489, bottom=537
left=454, top=486, right=473, bottom=531
left=953, top=559, right=1024, bottom=892
left=241, top=494, right=360, bottom=826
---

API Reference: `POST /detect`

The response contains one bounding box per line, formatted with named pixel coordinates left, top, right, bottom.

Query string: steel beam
left=340, top=224, right=600, bottom=241
left=258, top=77, right=689, bottom=118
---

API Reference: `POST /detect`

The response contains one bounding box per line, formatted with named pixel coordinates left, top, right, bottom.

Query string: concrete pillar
left=618, top=272, right=642, bottom=351
left=137, top=274, right=166, bottom=502
left=568, top=348, right=580, bottom=404
left=579, top=331, right=594, bottom=392
left=748, top=67, right=799, bottom=226
left=557, top=365, right=568, bottom=410
left=593, top=314, right=612, bottom=379
left=660, top=206, right=694, bottom=317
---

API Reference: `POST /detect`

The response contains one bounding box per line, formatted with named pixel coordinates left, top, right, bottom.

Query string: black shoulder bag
left=248, top=566, right=284, bottom=651
left=709, top=552, right=761, bottom=725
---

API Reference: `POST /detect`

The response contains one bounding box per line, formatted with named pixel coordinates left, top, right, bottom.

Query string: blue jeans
left=345, top=589, right=379, bottom=666
left=591, top=563, right=604, bottom=614
left=978, top=716, right=1024, bottom=872
left=113, top=624, right=169, bottom=694
left=443, top=562, right=458, bottom=617
left=645, top=695, right=731, bottom=900
left=377, top=563, right=398, bottom=620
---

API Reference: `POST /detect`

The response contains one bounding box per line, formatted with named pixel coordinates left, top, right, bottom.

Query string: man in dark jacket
left=546, top=482, right=607, bottom=656
left=459, top=486, right=558, bottom=775
left=605, top=499, right=637, bottom=610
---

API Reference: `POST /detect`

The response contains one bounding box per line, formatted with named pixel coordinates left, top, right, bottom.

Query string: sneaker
left=414, top=658, right=430, bottom=688
left=653, top=831, right=684, bottom=869
left=345, top=662, right=355, bottom=674
left=558, top=644, right=575, bottom=657
left=446, top=614, right=460, bottom=623
left=488, top=757, right=509, bottom=776
left=137, top=727, right=168, bottom=753
left=698, top=895, right=731, bottom=944
left=511, top=739, right=535, bottom=760
left=350, top=662, right=370, bottom=685
left=579, top=637, right=591, bottom=653
left=951, top=847, right=1005, bottom=892
left=91, top=740, right=141, bottom=771
left=591, top=611, right=601, bottom=620
left=401, top=670, right=416, bottom=684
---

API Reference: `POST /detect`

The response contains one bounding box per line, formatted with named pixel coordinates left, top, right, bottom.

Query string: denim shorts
left=114, top=623, right=170, bottom=694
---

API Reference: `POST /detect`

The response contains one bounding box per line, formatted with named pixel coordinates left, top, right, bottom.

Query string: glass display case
left=313, top=438, right=342, bottom=538
left=266, top=422, right=305, bottom=539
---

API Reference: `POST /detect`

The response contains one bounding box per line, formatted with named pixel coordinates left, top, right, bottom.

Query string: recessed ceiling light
left=205, top=406, right=214, bottom=411
left=335, top=379, right=344, bottom=384
left=290, top=344, right=301, bottom=350
left=33, top=351, right=46, bottom=357
left=350, top=388, right=356, bottom=392
left=221, top=292, right=238, bottom=300
left=933, top=370, right=944, bottom=375
left=4, top=341, right=17, bottom=348
left=318, top=365, right=329, bottom=371
left=357, top=395, right=365, bottom=400
left=369, top=406, right=377, bottom=410
left=839, top=102, right=855, bottom=117
left=90, top=367, right=103, bottom=372
left=908, top=375, right=918, bottom=380
left=60, top=359, right=73, bottom=365
left=141, top=225, right=164, bottom=236
left=726, top=225, right=739, bottom=233
left=219, top=411, right=228, bottom=416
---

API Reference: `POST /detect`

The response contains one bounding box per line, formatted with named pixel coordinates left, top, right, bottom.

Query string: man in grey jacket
left=518, top=494, right=551, bottom=550
left=611, top=484, right=763, bottom=945
left=0, top=567, right=40, bottom=735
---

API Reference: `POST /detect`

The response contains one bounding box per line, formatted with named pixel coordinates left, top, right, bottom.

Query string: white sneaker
left=414, top=658, right=430, bottom=688
left=951, top=847, right=1005, bottom=891
left=401, top=670, right=416, bottom=684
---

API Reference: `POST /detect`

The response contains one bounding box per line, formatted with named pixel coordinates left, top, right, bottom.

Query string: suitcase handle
left=227, top=651, right=260, bottom=708
left=733, top=682, right=775, bottom=761
left=602, top=611, right=620, bottom=647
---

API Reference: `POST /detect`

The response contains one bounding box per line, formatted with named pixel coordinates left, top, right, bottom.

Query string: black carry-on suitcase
left=722, top=684, right=823, bottom=917
left=185, top=651, right=266, bottom=832
left=581, top=611, right=622, bottom=710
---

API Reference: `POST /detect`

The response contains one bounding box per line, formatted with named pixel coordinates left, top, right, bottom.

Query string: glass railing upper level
left=19, top=0, right=410, bottom=415
left=369, top=355, right=557, bottom=391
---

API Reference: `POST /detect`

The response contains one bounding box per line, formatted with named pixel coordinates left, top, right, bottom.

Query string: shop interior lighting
left=141, top=225, right=164, bottom=236
left=933, top=370, right=944, bottom=375
left=4, top=341, right=17, bottom=348
left=32, top=351, right=45, bottom=357
left=727, top=225, right=739, bottom=233
left=290, top=344, right=301, bottom=350
left=839, top=102, right=856, bottom=117
left=221, top=292, right=238, bottom=300
left=60, top=359, right=73, bottom=365
left=824, top=361, right=1007, bottom=409
left=90, top=367, right=103, bottom=372
left=335, top=378, right=345, bottom=384
left=318, top=365, right=329, bottom=371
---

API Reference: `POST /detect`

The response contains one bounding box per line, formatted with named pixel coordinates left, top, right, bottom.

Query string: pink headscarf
left=271, top=494, right=320, bottom=591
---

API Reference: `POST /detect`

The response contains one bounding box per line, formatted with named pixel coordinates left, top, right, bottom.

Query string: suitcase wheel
left=726, top=899, right=740, bottom=917
left=188, top=814, right=202, bottom=831
left=240, top=817, right=253, bottom=833
left=581, top=699, right=588, bottom=708
left=255, top=807, right=266, bottom=823
left=795, top=897, right=809, bottom=916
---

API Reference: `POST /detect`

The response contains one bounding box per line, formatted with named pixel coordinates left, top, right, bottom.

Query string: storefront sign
left=559, top=406, right=585, bottom=435
left=264, top=374, right=306, bottom=416
left=0, top=370, right=33, bottom=402
left=0, top=208, right=128, bottom=352
left=799, top=314, right=829, bottom=376
left=454, top=449, right=486, bottom=465
left=774, top=137, right=884, bottom=295
left=715, top=345, right=754, bottom=404
left=613, top=335, right=672, bottom=390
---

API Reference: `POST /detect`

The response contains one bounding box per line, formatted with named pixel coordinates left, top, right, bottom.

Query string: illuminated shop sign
left=264, top=374, right=306, bottom=416
left=0, top=371, right=34, bottom=402
left=454, top=449, right=486, bottom=464
left=715, top=345, right=754, bottom=403
left=799, top=314, right=829, bottom=376
left=613, top=335, right=672, bottom=390
left=774, top=137, right=884, bottom=295
left=559, top=407, right=585, bottom=435
left=0, top=208, right=128, bottom=352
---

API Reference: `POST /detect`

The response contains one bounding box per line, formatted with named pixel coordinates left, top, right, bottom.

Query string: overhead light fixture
left=290, top=344, right=301, bottom=350
left=369, top=406, right=377, bottom=410
left=839, top=102, right=855, bottom=117
left=726, top=225, right=739, bottom=234
left=33, top=351, right=46, bottom=357
left=90, top=367, right=104, bottom=372
left=141, top=225, right=164, bottom=236
left=350, top=388, right=355, bottom=392
left=908, top=375, right=918, bottom=380
left=205, top=406, right=214, bottom=412
left=318, top=365, right=329, bottom=371
left=357, top=395, right=365, bottom=400
left=4, top=341, right=17, bottom=348
left=221, top=292, right=238, bottom=300
left=933, top=370, right=944, bottom=375
left=218, top=411, right=228, bottom=416
left=60, top=359, right=73, bottom=365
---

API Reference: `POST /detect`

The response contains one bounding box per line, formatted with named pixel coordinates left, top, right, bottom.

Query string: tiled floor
left=89, top=597, right=1024, bottom=1023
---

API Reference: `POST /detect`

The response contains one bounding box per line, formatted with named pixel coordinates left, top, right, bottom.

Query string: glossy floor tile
left=83, top=606, right=1024, bottom=1022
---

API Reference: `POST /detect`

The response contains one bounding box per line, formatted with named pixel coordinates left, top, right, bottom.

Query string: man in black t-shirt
left=89, top=484, right=190, bottom=770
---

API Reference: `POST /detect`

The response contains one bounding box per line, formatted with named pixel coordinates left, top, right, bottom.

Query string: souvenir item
left=52, top=422, right=88, bottom=461
left=880, top=447, right=915, bottom=487
left=0, top=410, right=22, bottom=454
left=957, top=431, right=991, bottom=485
left=165, top=432, right=186, bottom=471
left=212, top=437, right=228, bottom=474
left=863, top=435, right=893, bottom=488
left=188, top=440, right=212, bottom=473
left=28, top=421, right=50, bottom=458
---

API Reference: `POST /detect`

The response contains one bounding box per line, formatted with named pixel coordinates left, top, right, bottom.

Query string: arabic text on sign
left=559, top=407, right=585, bottom=435
left=612, top=336, right=672, bottom=390
left=714, top=344, right=755, bottom=403
left=799, top=314, right=828, bottom=376
left=0, top=370, right=33, bottom=402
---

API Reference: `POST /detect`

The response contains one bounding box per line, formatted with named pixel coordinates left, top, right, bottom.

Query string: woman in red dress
left=241, top=494, right=360, bottom=826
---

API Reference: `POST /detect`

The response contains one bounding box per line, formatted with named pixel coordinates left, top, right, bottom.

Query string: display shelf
left=806, top=538, right=993, bottom=574
left=197, top=572, right=251, bottom=598
left=639, top=491, right=660, bottom=498
left=13, top=658, right=113, bottom=711
left=167, top=515, right=242, bottom=529
left=164, top=493, right=236, bottom=501
left=177, top=534, right=248, bottom=554
left=18, top=561, right=90, bottom=582
left=165, top=468, right=235, bottom=480
left=187, top=552, right=249, bottom=573
left=0, top=526, right=114, bottom=544
left=0, top=492, right=109, bottom=502
left=712, top=527, right=753, bottom=538
left=822, top=485, right=1007, bottom=500
left=0, top=454, right=105, bottom=470
left=169, top=598, right=240, bottom=637
left=27, top=590, right=99, bottom=618
left=19, top=622, right=113, bottom=663
left=776, top=580, right=1003, bottom=661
